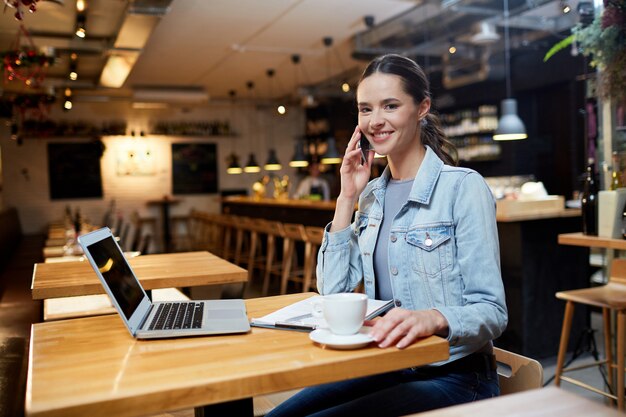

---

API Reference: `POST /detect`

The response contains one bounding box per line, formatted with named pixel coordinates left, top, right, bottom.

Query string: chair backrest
left=494, top=347, right=543, bottom=395
left=304, top=226, right=324, bottom=246
left=610, top=258, right=626, bottom=285
left=283, top=223, right=307, bottom=242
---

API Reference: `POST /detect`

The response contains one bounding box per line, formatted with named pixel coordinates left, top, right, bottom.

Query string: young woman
left=267, top=54, right=507, bottom=417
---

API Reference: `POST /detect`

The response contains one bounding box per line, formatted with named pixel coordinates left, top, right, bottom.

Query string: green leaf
left=543, top=35, right=575, bottom=62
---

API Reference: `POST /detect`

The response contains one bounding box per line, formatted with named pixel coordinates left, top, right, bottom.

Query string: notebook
left=77, top=227, right=250, bottom=339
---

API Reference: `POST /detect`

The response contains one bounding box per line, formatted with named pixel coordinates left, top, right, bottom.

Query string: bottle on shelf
left=610, top=151, right=623, bottom=190
left=581, top=159, right=598, bottom=236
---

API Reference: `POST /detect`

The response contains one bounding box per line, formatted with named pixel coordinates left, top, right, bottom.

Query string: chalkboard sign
left=171, top=143, right=218, bottom=194
left=48, top=142, right=104, bottom=199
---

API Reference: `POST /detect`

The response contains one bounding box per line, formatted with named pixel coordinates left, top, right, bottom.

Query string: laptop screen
left=87, top=236, right=144, bottom=319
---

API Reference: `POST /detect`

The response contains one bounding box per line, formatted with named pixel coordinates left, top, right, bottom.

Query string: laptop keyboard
left=148, top=302, right=204, bottom=330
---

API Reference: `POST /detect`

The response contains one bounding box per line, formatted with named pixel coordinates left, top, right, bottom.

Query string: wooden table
left=25, top=293, right=449, bottom=417
left=31, top=251, right=247, bottom=300
left=409, top=387, right=621, bottom=417
left=558, top=232, right=626, bottom=251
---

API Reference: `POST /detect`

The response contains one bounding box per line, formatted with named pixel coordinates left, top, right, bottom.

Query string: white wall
left=0, top=100, right=304, bottom=234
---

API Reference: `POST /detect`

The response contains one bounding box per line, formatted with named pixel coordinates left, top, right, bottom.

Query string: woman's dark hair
left=359, top=54, right=458, bottom=166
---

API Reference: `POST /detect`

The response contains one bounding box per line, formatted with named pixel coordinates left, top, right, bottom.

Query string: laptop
left=77, top=227, right=250, bottom=339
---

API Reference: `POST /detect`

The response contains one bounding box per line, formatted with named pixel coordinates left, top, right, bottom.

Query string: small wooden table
left=408, top=387, right=622, bottom=417
left=558, top=232, right=626, bottom=251
left=31, top=251, right=247, bottom=300
left=25, top=293, right=449, bottom=417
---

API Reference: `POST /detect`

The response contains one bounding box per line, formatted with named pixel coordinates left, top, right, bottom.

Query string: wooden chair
left=279, top=223, right=308, bottom=295
left=493, top=347, right=543, bottom=395
left=554, top=258, right=626, bottom=410
left=302, top=226, right=324, bottom=293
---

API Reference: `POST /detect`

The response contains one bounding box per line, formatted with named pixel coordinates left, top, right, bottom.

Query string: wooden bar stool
left=302, top=226, right=324, bottom=293
left=246, top=219, right=282, bottom=294
left=280, top=223, right=307, bottom=295
left=555, top=258, right=626, bottom=410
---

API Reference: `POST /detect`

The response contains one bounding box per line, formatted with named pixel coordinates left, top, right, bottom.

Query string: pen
left=275, top=321, right=316, bottom=331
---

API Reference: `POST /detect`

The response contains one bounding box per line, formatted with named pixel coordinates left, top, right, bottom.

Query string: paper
left=250, top=295, right=393, bottom=331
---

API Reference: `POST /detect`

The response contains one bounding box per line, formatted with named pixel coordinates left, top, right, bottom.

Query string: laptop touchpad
left=208, top=309, right=245, bottom=319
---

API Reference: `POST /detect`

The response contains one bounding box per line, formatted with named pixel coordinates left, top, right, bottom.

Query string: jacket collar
left=371, top=145, right=444, bottom=205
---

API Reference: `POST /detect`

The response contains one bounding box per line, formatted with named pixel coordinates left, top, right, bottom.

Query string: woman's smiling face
left=357, top=72, right=428, bottom=160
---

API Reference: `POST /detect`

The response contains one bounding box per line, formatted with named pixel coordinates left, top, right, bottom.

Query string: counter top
left=223, top=196, right=580, bottom=222
left=222, top=196, right=337, bottom=211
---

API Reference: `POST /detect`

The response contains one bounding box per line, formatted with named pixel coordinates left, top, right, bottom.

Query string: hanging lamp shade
left=264, top=149, right=282, bottom=171
left=243, top=153, right=261, bottom=173
left=321, top=137, right=342, bottom=164
left=493, top=98, right=528, bottom=141
left=226, top=153, right=243, bottom=174
left=289, top=140, right=309, bottom=168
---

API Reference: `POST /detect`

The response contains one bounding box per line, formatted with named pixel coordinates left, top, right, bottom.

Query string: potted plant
left=544, top=0, right=626, bottom=102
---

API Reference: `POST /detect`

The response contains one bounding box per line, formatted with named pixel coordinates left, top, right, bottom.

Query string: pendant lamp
left=226, top=90, right=242, bottom=174
left=243, top=153, right=261, bottom=173
left=264, top=149, right=282, bottom=171
left=493, top=0, right=527, bottom=141
left=321, top=137, right=342, bottom=165
left=226, top=153, right=243, bottom=174
left=264, top=69, right=282, bottom=170
left=289, top=139, right=309, bottom=168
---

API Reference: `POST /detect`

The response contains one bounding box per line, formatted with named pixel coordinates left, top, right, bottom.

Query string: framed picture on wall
left=171, top=143, right=218, bottom=194
left=48, top=142, right=104, bottom=200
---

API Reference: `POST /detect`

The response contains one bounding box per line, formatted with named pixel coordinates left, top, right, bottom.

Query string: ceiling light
left=63, top=99, right=72, bottom=111
left=341, top=82, right=350, bottom=93
left=75, top=13, right=86, bottom=38
left=226, top=153, right=243, bottom=174
left=448, top=45, right=457, bottom=54
left=100, top=51, right=140, bottom=88
left=277, top=105, right=286, bottom=115
left=493, top=99, right=527, bottom=140
left=289, top=139, right=309, bottom=168
left=264, top=149, right=282, bottom=171
left=244, top=153, right=261, bottom=173
left=76, top=0, right=86, bottom=12
left=470, top=21, right=500, bottom=45
left=493, top=0, right=527, bottom=141
left=321, top=137, right=342, bottom=165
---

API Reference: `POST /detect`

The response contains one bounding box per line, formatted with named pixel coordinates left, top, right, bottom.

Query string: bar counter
left=223, top=196, right=587, bottom=358
left=222, top=196, right=338, bottom=227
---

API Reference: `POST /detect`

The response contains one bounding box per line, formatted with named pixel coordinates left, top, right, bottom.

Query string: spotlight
left=75, top=13, right=86, bottom=38
left=560, top=0, right=571, bottom=13
left=63, top=99, right=72, bottom=111
left=341, top=82, right=350, bottom=93
left=277, top=105, right=286, bottom=115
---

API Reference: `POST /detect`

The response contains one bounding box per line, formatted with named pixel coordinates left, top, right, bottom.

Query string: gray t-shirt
left=373, top=178, right=414, bottom=300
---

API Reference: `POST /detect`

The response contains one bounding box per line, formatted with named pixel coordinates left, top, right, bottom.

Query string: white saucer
left=309, top=326, right=374, bottom=350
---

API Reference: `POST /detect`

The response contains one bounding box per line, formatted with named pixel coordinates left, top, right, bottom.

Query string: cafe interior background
left=1, top=0, right=622, bottom=235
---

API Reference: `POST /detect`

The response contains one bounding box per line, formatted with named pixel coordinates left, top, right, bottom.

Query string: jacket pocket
left=406, top=224, right=453, bottom=276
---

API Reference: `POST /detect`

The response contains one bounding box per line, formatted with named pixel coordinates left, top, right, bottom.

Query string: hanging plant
left=544, top=0, right=626, bottom=102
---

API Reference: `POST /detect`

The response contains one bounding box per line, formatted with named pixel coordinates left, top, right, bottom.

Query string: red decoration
left=3, top=0, right=41, bottom=20
left=1, top=24, right=54, bottom=88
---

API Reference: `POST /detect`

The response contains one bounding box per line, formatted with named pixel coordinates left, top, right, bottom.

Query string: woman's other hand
left=367, top=308, right=449, bottom=349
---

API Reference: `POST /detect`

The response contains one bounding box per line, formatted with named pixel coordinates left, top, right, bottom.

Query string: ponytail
left=422, top=113, right=458, bottom=167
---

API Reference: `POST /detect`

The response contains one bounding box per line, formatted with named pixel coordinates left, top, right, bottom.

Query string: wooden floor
left=0, top=235, right=44, bottom=417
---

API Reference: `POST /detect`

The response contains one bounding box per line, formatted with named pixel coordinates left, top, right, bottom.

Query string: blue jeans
left=266, top=367, right=499, bottom=417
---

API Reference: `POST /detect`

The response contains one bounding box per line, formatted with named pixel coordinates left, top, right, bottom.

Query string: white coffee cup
left=312, top=293, right=368, bottom=335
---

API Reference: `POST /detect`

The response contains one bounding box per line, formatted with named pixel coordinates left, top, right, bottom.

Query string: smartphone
left=359, top=136, right=371, bottom=165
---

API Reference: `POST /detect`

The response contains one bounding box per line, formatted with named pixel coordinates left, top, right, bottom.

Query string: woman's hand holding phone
left=337, top=126, right=374, bottom=202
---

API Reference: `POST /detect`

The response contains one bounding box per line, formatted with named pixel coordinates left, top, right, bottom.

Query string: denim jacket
left=317, top=146, right=508, bottom=362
